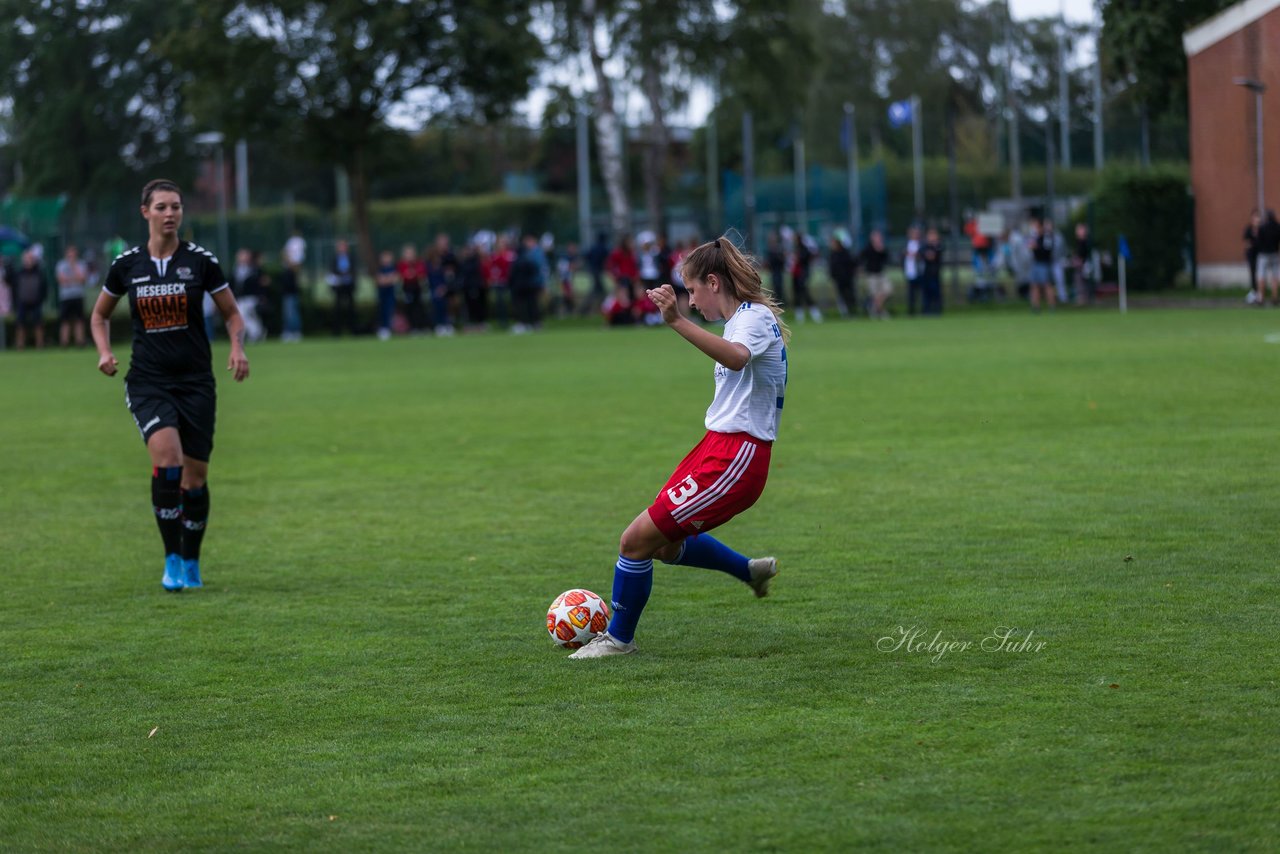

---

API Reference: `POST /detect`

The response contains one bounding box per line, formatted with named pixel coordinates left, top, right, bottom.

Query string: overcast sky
left=1010, top=0, right=1096, bottom=23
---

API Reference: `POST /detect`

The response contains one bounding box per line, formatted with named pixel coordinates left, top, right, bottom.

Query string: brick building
left=1183, top=0, right=1280, bottom=286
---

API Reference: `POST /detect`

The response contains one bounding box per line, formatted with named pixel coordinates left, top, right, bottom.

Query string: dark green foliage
left=1091, top=166, right=1191, bottom=289
left=1100, top=0, right=1236, bottom=118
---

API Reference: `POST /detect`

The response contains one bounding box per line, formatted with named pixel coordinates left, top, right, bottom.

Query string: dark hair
left=141, top=179, right=183, bottom=207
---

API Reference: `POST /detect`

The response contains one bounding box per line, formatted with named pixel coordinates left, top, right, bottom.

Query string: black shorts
left=59, top=297, right=84, bottom=322
left=16, top=303, right=43, bottom=329
left=124, top=376, right=217, bottom=462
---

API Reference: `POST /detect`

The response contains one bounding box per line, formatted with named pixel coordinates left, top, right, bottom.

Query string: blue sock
left=667, top=534, right=751, bottom=583
left=607, top=556, right=653, bottom=644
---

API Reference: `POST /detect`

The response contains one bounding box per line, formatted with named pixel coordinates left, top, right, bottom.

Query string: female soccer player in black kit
left=90, top=179, right=250, bottom=591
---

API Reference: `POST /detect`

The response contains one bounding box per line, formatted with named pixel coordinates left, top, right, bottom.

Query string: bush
left=1090, top=167, right=1191, bottom=290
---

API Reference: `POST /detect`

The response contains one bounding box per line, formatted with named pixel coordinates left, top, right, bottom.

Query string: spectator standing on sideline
left=638, top=237, right=662, bottom=295
left=765, top=232, right=787, bottom=301
left=1244, top=210, right=1262, bottom=305
left=277, top=260, right=302, bottom=342
left=329, top=239, right=357, bottom=335
left=1045, top=219, right=1069, bottom=304
left=509, top=234, right=542, bottom=334
left=1029, top=220, right=1056, bottom=313
left=14, top=249, right=48, bottom=350
left=374, top=250, right=399, bottom=340
left=397, top=244, right=428, bottom=334
left=554, top=242, right=579, bottom=318
left=459, top=243, right=488, bottom=331
left=279, top=233, right=304, bottom=342
left=56, top=244, right=89, bottom=348
left=1255, top=210, right=1280, bottom=306
left=860, top=230, right=892, bottom=320
left=903, top=226, right=922, bottom=315
left=791, top=233, right=821, bottom=323
left=827, top=235, right=857, bottom=318
left=283, top=229, right=306, bottom=273
left=487, top=236, right=514, bottom=328
left=0, top=254, right=12, bottom=350
left=1072, top=223, right=1095, bottom=306
left=920, top=228, right=944, bottom=316
left=584, top=231, right=610, bottom=315
left=607, top=235, right=639, bottom=299
left=433, top=233, right=460, bottom=335
left=232, top=249, right=266, bottom=343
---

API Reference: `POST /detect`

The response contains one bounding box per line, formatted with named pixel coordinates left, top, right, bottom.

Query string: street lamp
left=1234, top=78, right=1266, bottom=214
left=194, top=131, right=228, bottom=264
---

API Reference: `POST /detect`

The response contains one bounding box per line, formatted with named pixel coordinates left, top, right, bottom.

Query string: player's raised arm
left=647, top=283, right=751, bottom=371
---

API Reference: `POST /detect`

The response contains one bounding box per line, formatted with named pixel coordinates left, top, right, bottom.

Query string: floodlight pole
left=794, top=123, right=807, bottom=236
left=911, top=94, right=924, bottom=219
left=195, top=131, right=228, bottom=264
left=742, top=111, right=756, bottom=250
left=577, top=103, right=592, bottom=248
left=845, top=103, right=861, bottom=246
left=1235, top=78, right=1267, bottom=214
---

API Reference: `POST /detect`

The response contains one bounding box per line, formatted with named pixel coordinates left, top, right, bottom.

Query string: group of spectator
left=15, top=206, right=1268, bottom=351
left=972, top=218, right=1099, bottom=311
left=327, top=232, right=569, bottom=339
left=0, top=243, right=96, bottom=351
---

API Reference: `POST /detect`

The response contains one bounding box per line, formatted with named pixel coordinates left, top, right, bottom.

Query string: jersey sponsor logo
left=132, top=275, right=152, bottom=284
left=137, top=282, right=189, bottom=332
left=136, top=283, right=187, bottom=298
left=666, top=474, right=699, bottom=506
left=176, top=266, right=194, bottom=280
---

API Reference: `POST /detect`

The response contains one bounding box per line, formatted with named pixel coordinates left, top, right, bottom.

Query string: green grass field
left=2, top=308, right=1278, bottom=851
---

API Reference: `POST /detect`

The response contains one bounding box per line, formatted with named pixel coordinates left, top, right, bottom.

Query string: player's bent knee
left=653, top=541, right=682, bottom=564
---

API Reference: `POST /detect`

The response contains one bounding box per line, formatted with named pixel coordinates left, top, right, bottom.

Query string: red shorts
left=648, top=431, right=772, bottom=542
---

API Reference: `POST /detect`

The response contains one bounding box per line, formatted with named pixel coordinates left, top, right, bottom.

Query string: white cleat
left=568, top=631, right=637, bottom=659
left=747, top=557, right=778, bottom=598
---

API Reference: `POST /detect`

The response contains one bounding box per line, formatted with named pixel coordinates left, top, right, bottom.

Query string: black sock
left=181, top=485, right=209, bottom=561
left=152, top=466, right=183, bottom=557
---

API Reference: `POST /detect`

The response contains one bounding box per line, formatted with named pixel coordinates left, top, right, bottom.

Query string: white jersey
left=704, top=302, right=788, bottom=442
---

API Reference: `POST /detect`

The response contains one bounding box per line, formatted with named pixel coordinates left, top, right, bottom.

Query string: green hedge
left=187, top=194, right=574, bottom=259
left=368, top=193, right=572, bottom=245
left=1089, top=167, right=1191, bottom=290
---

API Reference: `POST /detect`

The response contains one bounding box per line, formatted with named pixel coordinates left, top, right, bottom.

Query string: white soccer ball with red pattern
left=546, top=588, right=611, bottom=649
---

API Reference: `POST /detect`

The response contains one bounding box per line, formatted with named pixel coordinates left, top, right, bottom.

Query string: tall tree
left=1099, top=0, right=1234, bottom=119
left=172, top=0, right=542, bottom=277
left=624, top=1, right=718, bottom=237
left=564, top=0, right=632, bottom=238
left=0, top=0, right=196, bottom=200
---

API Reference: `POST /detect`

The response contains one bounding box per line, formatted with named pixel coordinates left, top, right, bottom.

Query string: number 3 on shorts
left=666, top=475, right=699, bottom=506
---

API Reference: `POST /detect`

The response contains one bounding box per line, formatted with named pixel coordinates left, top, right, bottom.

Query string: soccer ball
left=546, top=588, right=611, bottom=649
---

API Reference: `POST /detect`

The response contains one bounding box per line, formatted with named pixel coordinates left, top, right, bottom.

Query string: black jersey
left=103, top=242, right=229, bottom=381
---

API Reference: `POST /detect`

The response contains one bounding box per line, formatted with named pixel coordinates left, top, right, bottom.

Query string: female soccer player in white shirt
left=571, top=236, right=790, bottom=659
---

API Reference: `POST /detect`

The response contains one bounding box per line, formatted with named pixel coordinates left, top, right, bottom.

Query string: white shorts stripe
left=673, top=442, right=756, bottom=522
left=674, top=442, right=754, bottom=521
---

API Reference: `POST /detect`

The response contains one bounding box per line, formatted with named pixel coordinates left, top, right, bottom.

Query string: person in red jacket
left=606, top=235, right=639, bottom=299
